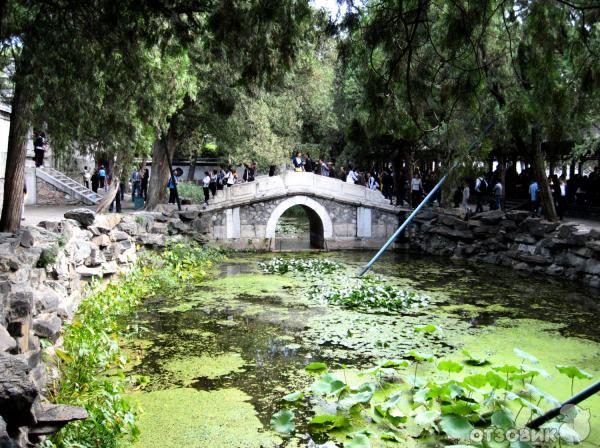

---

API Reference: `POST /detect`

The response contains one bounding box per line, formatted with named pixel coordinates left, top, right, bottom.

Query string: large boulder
left=64, top=208, right=96, bottom=227
left=0, top=326, right=16, bottom=353
left=505, top=210, right=530, bottom=223
left=438, top=214, right=468, bottom=230
left=558, top=224, right=599, bottom=246
left=0, top=353, right=38, bottom=427
left=32, top=313, right=62, bottom=341
left=0, top=415, right=17, bottom=447
left=92, top=214, right=121, bottom=233
left=473, top=209, right=505, bottom=224
left=33, top=288, right=60, bottom=314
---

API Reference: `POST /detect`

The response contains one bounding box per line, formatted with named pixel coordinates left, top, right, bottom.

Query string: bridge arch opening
left=265, top=196, right=333, bottom=250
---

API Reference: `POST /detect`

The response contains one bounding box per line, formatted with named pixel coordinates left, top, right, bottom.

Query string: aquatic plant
left=43, top=242, right=222, bottom=448
left=273, top=349, right=594, bottom=447
left=315, top=276, right=428, bottom=313
left=258, top=257, right=342, bottom=275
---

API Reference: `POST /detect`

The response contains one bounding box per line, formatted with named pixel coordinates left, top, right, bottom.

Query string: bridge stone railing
left=207, top=172, right=396, bottom=211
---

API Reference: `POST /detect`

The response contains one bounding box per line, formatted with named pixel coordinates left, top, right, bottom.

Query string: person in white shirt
left=493, top=180, right=503, bottom=210
left=367, top=172, right=379, bottom=190
left=82, top=166, right=91, bottom=189
left=411, top=173, right=424, bottom=207
left=461, top=181, right=470, bottom=210
left=202, top=171, right=211, bottom=204
left=346, top=165, right=358, bottom=184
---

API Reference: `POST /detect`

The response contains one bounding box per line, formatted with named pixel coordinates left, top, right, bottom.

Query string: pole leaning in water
left=527, top=380, right=600, bottom=429
left=357, top=172, right=449, bottom=276
left=357, top=119, right=496, bottom=277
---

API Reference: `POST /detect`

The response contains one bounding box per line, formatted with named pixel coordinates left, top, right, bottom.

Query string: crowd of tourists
left=73, top=154, right=600, bottom=219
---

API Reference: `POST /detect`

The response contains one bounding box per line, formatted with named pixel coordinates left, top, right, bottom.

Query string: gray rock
left=499, top=220, right=517, bottom=231
left=33, top=288, right=60, bottom=314
left=0, top=415, right=18, bottom=447
left=7, top=291, right=34, bottom=321
left=0, top=353, right=38, bottom=426
left=0, top=253, right=19, bottom=272
left=29, top=403, right=88, bottom=437
left=505, top=210, right=530, bottom=223
left=513, top=233, right=536, bottom=244
left=472, top=225, right=499, bottom=237
left=64, top=208, right=96, bottom=227
left=150, top=222, right=168, bottom=233
left=438, top=214, right=467, bottom=229
left=414, top=209, right=438, bottom=222
left=558, top=224, right=599, bottom=246
left=64, top=239, right=93, bottom=265
left=137, top=233, right=166, bottom=248
left=586, top=241, right=600, bottom=254
left=583, top=259, right=600, bottom=275
left=555, top=252, right=587, bottom=270
left=432, top=226, right=474, bottom=241
left=76, top=266, right=103, bottom=277
left=517, top=253, right=552, bottom=266
left=92, top=214, right=121, bottom=233
left=102, top=261, right=119, bottom=275
left=19, top=229, right=35, bottom=248
left=0, top=326, right=16, bottom=353
left=84, top=247, right=105, bottom=267
left=546, top=264, right=564, bottom=276
left=473, top=209, right=505, bottom=224
left=117, top=220, right=139, bottom=236
left=178, top=210, right=199, bottom=221
left=33, top=313, right=62, bottom=340
left=91, top=234, right=111, bottom=248
left=109, top=230, right=130, bottom=242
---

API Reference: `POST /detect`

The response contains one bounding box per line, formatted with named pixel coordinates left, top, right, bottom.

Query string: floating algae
left=124, top=251, right=600, bottom=447
left=162, top=353, right=246, bottom=384
left=132, top=388, right=281, bottom=448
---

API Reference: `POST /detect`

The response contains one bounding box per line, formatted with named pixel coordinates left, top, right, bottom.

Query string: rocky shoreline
left=404, top=208, right=600, bottom=288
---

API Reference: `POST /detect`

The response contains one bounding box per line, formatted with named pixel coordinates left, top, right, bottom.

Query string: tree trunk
left=531, top=126, right=558, bottom=221
left=407, top=149, right=415, bottom=206
left=0, top=67, right=33, bottom=232
left=95, top=164, right=121, bottom=213
left=392, top=150, right=403, bottom=206
left=187, top=151, right=198, bottom=181
left=146, top=126, right=178, bottom=210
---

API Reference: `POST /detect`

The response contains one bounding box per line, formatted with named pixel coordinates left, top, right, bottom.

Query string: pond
left=124, top=251, right=600, bottom=447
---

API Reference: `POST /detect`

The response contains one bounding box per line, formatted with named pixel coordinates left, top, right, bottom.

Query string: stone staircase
left=35, top=167, right=102, bottom=205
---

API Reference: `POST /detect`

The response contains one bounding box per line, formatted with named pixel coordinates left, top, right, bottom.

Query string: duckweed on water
left=133, top=388, right=281, bottom=448
left=162, top=353, right=246, bottom=384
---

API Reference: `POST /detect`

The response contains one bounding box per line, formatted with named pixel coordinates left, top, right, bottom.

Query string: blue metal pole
left=357, top=172, right=449, bottom=276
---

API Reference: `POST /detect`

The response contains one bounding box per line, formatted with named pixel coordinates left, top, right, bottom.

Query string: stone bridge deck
left=204, top=172, right=406, bottom=214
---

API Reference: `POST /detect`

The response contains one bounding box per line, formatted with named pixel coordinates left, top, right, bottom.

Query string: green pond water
left=124, top=251, right=600, bottom=448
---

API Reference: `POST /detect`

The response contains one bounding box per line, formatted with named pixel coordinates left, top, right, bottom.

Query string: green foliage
left=273, top=348, right=595, bottom=446
left=37, top=245, right=58, bottom=268
left=45, top=242, right=222, bottom=447
left=317, top=276, right=429, bottom=312
left=258, top=257, right=342, bottom=275
left=270, top=409, right=295, bottom=434
left=176, top=182, right=206, bottom=204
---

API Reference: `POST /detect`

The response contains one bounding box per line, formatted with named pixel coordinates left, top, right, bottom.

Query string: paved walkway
left=22, top=201, right=137, bottom=227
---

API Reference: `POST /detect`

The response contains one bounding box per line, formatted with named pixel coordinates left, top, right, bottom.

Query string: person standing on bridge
left=411, top=172, right=424, bottom=207
left=319, top=159, right=329, bottom=177
left=202, top=171, right=211, bottom=205
left=292, top=152, right=304, bottom=172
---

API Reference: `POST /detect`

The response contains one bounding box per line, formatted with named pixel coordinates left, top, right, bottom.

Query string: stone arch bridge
left=191, top=172, right=406, bottom=250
